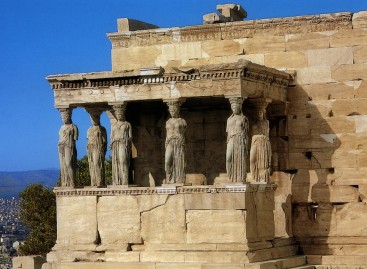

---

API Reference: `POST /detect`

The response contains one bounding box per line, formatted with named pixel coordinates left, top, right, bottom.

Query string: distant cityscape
left=0, top=198, right=29, bottom=269
left=0, top=169, right=59, bottom=268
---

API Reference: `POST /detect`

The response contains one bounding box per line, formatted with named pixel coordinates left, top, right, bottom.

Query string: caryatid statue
left=110, top=104, right=132, bottom=186
left=226, top=97, right=249, bottom=183
left=250, top=104, right=272, bottom=182
left=86, top=108, right=107, bottom=187
left=164, top=100, right=187, bottom=184
left=58, top=108, right=78, bottom=187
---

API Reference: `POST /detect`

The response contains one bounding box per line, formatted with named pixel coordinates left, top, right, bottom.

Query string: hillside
left=0, top=169, right=59, bottom=198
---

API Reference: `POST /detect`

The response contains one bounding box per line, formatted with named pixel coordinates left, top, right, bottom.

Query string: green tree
left=18, top=184, right=56, bottom=257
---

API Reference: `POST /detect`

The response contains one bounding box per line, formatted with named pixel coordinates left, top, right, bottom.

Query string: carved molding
left=53, top=184, right=277, bottom=197
left=108, top=12, right=352, bottom=48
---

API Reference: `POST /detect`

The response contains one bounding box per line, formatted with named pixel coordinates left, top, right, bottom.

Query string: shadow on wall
left=283, top=82, right=347, bottom=256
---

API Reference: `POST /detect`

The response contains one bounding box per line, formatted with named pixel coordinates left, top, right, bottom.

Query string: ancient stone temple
left=40, top=4, right=367, bottom=269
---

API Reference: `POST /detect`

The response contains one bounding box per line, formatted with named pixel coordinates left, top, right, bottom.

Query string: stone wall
left=108, top=10, right=367, bottom=263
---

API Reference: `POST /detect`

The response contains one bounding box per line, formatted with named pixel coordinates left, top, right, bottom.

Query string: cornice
left=47, top=60, right=293, bottom=91
left=107, top=12, right=353, bottom=48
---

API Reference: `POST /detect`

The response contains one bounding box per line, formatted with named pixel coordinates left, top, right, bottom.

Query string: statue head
left=90, top=114, right=100, bottom=126
left=229, top=97, right=243, bottom=115
left=113, top=104, right=126, bottom=122
left=167, top=102, right=180, bottom=118
left=59, top=108, right=72, bottom=124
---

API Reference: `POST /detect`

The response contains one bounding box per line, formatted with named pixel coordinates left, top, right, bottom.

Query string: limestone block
left=331, top=29, right=367, bottom=47
left=292, top=203, right=336, bottom=238
left=311, top=149, right=359, bottom=169
left=156, top=263, right=202, bottom=269
left=184, top=193, right=247, bottom=210
left=202, top=40, right=241, bottom=57
left=311, top=185, right=359, bottom=203
left=112, top=46, right=161, bottom=71
left=274, top=194, right=293, bottom=238
left=186, top=210, right=246, bottom=243
left=56, top=196, right=98, bottom=245
left=140, top=251, right=185, bottom=262
left=185, top=174, right=206, bottom=185
left=337, top=132, right=367, bottom=149
left=254, top=191, right=275, bottom=211
left=310, top=116, right=355, bottom=134
left=285, top=32, right=330, bottom=51
left=308, top=47, right=353, bottom=67
left=355, top=80, right=367, bottom=98
left=303, top=82, right=355, bottom=101
left=97, top=196, right=142, bottom=245
left=141, top=195, right=186, bottom=243
left=354, top=46, right=367, bottom=64
left=202, top=264, right=245, bottom=269
left=328, top=167, right=367, bottom=185
left=184, top=251, right=249, bottom=263
left=353, top=11, right=367, bottom=29
left=47, top=262, right=156, bottom=269
left=287, top=152, right=312, bottom=169
left=256, top=210, right=275, bottom=240
left=264, top=51, right=307, bottom=69
left=13, top=256, right=46, bottom=269
left=287, top=118, right=311, bottom=136
left=333, top=203, right=367, bottom=237
left=104, top=251, right=140, bottom=262
left=332, top=63, right=367, bottom=81
left=138, top=195, right=169, bottom=212
left=288, top=134, right=337, bottom=151
left=242, top=36, right=286, bottom=54
left=143, top=243, right=217, bottom=251
left=296, top=67, right=334, bottom=84
left=157, top=42, right=202, bottom=64
left=332, top=98, right=367, bottom=116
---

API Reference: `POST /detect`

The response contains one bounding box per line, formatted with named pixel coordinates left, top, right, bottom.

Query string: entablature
left=46, top=60, right=293, bottom=109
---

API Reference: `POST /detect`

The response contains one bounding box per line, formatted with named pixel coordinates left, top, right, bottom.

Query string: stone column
left=163, top=98, right=187, bottom=184
left=108, top=102, right=132, bottom=186
left=225, top=97, right=250, bottom=183
left=85, top=107, right=107, bottom=187
left=57, top=107, right=78, bottom=187
left=248, top=99, right=272, bottom=183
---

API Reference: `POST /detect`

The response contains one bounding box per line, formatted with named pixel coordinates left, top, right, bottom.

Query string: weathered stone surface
left=296, top=67, right=334, bottom=84
left=56, top=196, right=98, bottom=245
left=184, top=193, right=247, bottom=210
left=104, top=251, right=140, bottom=262
left=264, top=51, right=307, bottom=69
left=186, top=210, right=246, bottom=243
left=332, top=63, right=367, bottom=81
left=285, top=32, right=330, bottom=51
left=141, top=195, right=186, bottom=243
left=117, top=18, right=158, bottom=32
left=112, top=46, right=161, bottom=70
left=307, top=47, right=353, bottom=67
left=353, top=11, right=367, bottom=29
left=202, top=40, right=242, bottom=57
left=242, top=36, right=286, bottom=54
left=354, top=46, right=367, bottom=64
left=331, top=29, right=367, bottom=47
left=97, top=196, right=142, bottom=245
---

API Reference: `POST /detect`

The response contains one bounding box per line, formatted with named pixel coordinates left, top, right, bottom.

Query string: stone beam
left=47, top=60, right=292, bottom=108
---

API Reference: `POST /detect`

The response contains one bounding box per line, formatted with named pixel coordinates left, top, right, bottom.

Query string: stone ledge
left=54, top=183, right=277, bottom=197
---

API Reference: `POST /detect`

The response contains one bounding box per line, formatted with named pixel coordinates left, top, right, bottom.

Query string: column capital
left=163, top=98, right=186, bottom=106
left=84, top=106, right=107, bottom=117
left=247, top=98, right=272, bottom=109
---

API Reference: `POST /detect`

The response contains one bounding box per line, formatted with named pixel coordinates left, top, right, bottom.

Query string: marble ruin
left=39, top=4, right=367, bottom=269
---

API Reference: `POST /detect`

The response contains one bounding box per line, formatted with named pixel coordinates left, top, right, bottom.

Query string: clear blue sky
left=0, top=0, right=365, bottom=171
